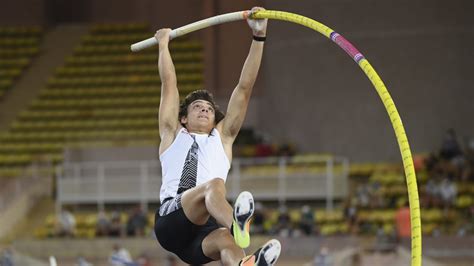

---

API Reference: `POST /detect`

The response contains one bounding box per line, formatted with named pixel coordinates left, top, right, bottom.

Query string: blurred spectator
left=313, top=246, right=333, bottom=266
left=375, top=224, right=396, bottom=252
left=126, top=205, right=148, bottom=236
left=277, top=143, right=295, bottom=157
left=108, top=211, right=123, bottom=237
left=255, top=142, right=274, bottom=157
left=299, top=205, right=314, bottom=235
left=109, top=244, right=134, bottom=266
left=344, top=199, right=358, bottom=233
left=369, top=182, right=385, bottom=208
left=251, top=202, right=265, bottom=234
left=136, top=253, right=152, bottom=266
left=275, top=205, right=291, bottom=237
left=163, top=253, right=178, bottom=266
left=424, top=178, right=441, bottom=208
left=351, top=252, right=362, bottom=266
left=440, top=129, right=463, bottom=161
left=57, top=208, right=76, bottom=237
left=356, top=184, right=370, bottom=207
left=0, top=247, right=14, bottom=266
left=96, top=211, right=110, bottom=236
left=461, top=163, right=474, bottom=181
left=439, top=177, right=457, bottom=208
left=76, top=255, right=93, bottom=266
left=395, top=202, right=410, bottom=239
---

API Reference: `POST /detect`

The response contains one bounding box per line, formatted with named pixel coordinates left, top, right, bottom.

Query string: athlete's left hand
left=247, top=7, right=268, bottom=37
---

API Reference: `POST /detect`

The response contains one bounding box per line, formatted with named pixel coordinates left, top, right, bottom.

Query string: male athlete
left=154, top=7, right=281, bottom=266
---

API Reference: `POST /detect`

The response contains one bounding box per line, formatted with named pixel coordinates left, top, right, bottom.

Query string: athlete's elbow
left=236, top=82, right=255, bottom=94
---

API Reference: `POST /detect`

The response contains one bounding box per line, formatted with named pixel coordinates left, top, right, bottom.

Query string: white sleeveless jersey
left=159, top=127, right=231, bottom=203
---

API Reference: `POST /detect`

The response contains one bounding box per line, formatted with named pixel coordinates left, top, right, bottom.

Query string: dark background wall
left=260, top=0, right=474, bottom=161
left=0, top=0, right=48, bottom=26
left=1, top=0, right=472, bottom=162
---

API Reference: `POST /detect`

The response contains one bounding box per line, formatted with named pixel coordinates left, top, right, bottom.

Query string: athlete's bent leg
left=202, top=228, right=244, bottom=265
left=181, top=178, right=233, bottom=227
left=201, top=228, right=282, bottom=266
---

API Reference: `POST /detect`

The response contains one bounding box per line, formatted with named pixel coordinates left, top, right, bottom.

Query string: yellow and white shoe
left=232, top=191, right=255, bottom=248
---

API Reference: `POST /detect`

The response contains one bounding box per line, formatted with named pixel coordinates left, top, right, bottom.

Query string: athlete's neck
left=186, top=128, right=214, bottom=135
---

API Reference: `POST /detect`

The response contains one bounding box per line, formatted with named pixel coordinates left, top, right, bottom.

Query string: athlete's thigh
left=180, top=182, right=211, bottom=225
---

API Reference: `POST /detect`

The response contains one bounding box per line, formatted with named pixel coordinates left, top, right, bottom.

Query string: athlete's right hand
left=155, top=28, right=172, bottom=46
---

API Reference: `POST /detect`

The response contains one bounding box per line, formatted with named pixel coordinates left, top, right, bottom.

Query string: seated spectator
left=356, top=184, right=370, bottom=207
left=439, top=129, right=466, bottom=178
left=77, top=255, right=93, bottom=266
left=251, top=202, right=265, bottom=234
left=126, top=205, right=148, bottom=236
left=395, top=202, right=410, bottom=240
left=163, top=253, right=178, bottom=266
left=275, top=205, right=291, bottom=237
left=369, top=182, right=385, bottom=208
left=108, top=244, right=134, bottom=266
left=56, top=208, right=76, bottom=237
left=440, top=129, right=463, bottom=161
left=108, top=211, right=123, bottom=237
left=313, top=246, right=333, bottom=266
left=424, top=178, right=441, bottom=208
left=136, top=252, right=152, bottom=266
left=255, top=142, right=274, bottom=157
left=96, top=211, right=110, bottom=236
left=0, top=247, right=13, bottom=266
left=439, top=177, right=457, bottom=208
left=277, top=143, right=295, bottom=157
left=344, top=199, right=358, bottom=233
left=299, top=205, right=314, bottom=235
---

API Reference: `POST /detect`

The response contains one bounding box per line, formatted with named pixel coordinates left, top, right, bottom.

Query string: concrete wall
left=260, top=0, right=474, bottom=161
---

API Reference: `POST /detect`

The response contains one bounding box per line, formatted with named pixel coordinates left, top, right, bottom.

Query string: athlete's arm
left=218, top=7, right=268, bottom=144
left=156, top=29, right=181, bottom=154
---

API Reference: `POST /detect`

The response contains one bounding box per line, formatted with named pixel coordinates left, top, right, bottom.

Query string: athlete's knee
left=213, top=228, right=236, bottom=249
left=205, top=178, right=226, bottom=195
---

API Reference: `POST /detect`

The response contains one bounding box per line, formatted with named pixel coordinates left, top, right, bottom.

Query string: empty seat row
left=0, top=47, right=39, bottom=58
left=0, top=129, right=159, bottom=142
left=39, top=85, right=198, bottom=99
left=47, top=74, right=203, bottom=88
left=74, top=41, right=201, bottom=55
left=0, top=58, right=31, bottom=68
left=30, top=96, right=161, bottom=109
left=55, top=63, right=203, bottom=77
left=11, top=118, right=157, bottom=131
left=81, top=33, right=156, bottom=45
left=65, top=53, right=203, bottom=66
left=18, top=107, right=158, bottom=121
left=0, top=26, right=42, bottom=37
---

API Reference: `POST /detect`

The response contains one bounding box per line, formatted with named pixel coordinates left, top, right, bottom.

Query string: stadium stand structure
left=0, top=26, right=42, bottom=98
left=0, top=23, right=204, bottom=177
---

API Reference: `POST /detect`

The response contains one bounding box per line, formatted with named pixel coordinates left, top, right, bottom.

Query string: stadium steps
left=2, top=196, right=55, bottom=242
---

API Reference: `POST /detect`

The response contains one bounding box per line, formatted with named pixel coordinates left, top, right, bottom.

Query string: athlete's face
left=181, top=100, right=216, bottom=133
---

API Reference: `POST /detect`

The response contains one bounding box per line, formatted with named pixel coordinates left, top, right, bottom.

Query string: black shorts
left=154, top=206, right=221, bottom=265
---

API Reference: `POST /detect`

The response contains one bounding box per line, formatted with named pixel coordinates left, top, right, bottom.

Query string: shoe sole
left=256, top=239, right=281, bottom=266
left=234, top=191, right=255, bottom=232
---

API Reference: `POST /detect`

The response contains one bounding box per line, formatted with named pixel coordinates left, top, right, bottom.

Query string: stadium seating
left=0, top=23, right=204, bottom=176
left=0, top=26, right=42, bottom=98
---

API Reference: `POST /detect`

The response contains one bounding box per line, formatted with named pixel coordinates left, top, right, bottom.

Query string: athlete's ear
left=180, top=116, right=188, bottom=125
